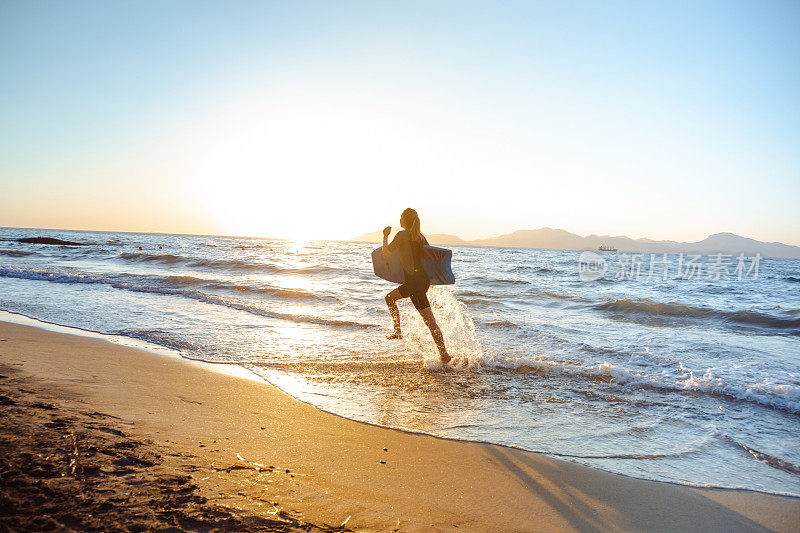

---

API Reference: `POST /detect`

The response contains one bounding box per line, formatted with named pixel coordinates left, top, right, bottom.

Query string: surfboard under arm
left=371, top=246, right=455, bottom=285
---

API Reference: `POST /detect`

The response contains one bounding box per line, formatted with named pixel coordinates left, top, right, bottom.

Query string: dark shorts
left=397, top=271, right=431, bottom=311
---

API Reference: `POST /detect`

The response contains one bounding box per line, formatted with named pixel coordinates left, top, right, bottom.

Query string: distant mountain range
left=350, top=228, right=800, bottom=259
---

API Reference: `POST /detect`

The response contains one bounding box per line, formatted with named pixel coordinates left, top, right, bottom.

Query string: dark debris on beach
left=0, top=365, right=350, bottom=533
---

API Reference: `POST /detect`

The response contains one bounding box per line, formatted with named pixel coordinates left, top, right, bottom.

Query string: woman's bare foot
left=386, top=331, right=402, bottom=340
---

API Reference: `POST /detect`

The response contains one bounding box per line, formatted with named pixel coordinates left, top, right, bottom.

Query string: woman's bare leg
left=385, top=289, right=403, bottom=339
left=419, top=306, right=451, bottom=364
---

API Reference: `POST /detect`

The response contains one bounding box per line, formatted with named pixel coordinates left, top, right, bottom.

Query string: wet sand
left=0, top=320, right=798, bottom=532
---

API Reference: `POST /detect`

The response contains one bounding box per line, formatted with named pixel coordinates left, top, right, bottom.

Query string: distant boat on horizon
left=598, top=245, right=618, bottom=251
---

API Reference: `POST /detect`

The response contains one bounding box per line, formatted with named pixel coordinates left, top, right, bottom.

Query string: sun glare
left=288, top=235, right=311, bottom=251
left=180, top=95, right=421, bottom=241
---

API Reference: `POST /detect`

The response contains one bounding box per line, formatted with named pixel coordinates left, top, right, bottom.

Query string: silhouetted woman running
left=383, top=208, right=451, bottom=364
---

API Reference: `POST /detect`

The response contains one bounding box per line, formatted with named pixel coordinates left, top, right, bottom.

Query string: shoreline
left=1, top=318, right=798, bottom=531
left=3, top=308, right=797, bottom=500
left=0, top=309, right=266, bottom=383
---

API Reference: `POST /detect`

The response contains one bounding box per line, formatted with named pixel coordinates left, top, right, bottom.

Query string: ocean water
left=1, top=227, right=798, bottom=496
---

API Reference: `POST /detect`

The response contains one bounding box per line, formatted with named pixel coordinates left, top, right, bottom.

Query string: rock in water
left=16, top=237, right=86, bottom=246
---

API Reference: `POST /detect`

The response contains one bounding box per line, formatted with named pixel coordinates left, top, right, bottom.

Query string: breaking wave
left=596, top=297, right=800, bottom=332
left=0, top=249, right=35, bottom=257
left=731, top=440, right=800, bottom=475
left=479, top=357, right=800, bottom=414
left=507, top=265, right=556, bottom=274
left=543, top=291, right=580, bottom=299
left=0, top=266, right=366, bottom=330
left=115, top=251, right=343, bottom=275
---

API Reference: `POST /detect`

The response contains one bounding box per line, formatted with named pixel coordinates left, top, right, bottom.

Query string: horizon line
left=3, top=224, right=800, bottom=251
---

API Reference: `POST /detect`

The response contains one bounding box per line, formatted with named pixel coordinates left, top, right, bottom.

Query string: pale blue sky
left=1, top=1, right=798, bottom=244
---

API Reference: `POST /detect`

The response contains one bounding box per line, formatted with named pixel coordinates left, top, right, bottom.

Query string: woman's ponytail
left=402, top=207, right=421, bottom=242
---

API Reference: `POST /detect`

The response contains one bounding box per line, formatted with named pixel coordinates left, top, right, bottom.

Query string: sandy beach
left=0, top=320, right=797, bottom=531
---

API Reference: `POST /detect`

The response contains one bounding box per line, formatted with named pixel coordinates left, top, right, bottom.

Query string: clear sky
left=2, top=1, right=799, bottom=245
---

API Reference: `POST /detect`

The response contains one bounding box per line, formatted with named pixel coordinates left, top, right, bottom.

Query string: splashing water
left=400, top=286, right=488, bottom=369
